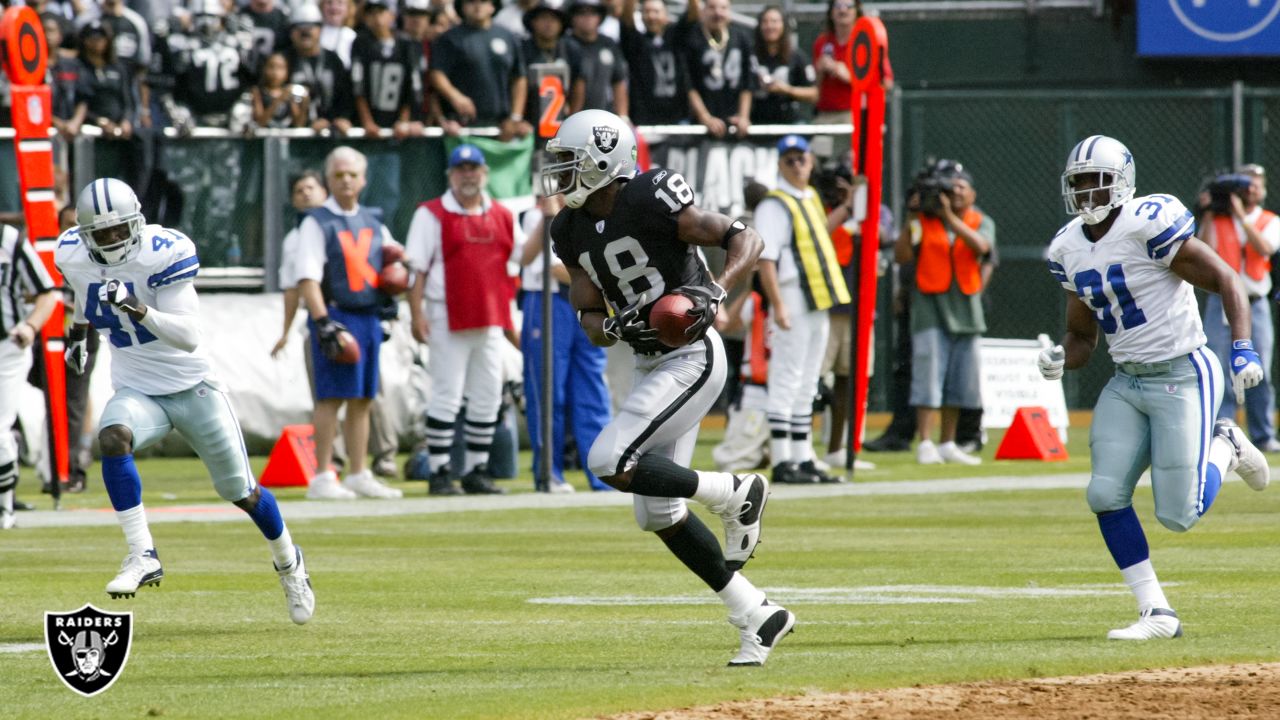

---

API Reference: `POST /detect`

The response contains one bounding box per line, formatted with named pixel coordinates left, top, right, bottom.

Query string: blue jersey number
left=1074, top=264, right=1147, bottom=334
left=1133, top=194, right=1174, bottom=221
left=85, top=282, right=158, bottom=348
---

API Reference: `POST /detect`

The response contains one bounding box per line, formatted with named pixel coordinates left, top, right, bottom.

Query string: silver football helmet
left=541, top=109, right=638, bottom=208
left=1061, top=135, right=1135, bottom=225
left=76, top=178, right=145, bottom=266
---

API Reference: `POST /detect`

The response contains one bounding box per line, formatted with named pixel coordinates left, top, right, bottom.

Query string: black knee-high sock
left=630, top=454, right=699, bottom=498
left=660, top=513, right=733, bottom=592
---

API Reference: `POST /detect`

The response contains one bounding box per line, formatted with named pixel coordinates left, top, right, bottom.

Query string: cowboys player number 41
left=55, top=178, right=315, bottom=626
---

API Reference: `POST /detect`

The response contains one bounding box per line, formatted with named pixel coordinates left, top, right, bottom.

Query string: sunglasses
left=781, top=154, right=809, bottom=166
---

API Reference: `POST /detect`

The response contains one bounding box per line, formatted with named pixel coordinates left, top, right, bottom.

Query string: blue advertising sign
left=1138, top=0, right=1280, bottom=56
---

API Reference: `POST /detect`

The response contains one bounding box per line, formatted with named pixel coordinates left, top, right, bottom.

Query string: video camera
left=814, top=155, right=855, bottom=211
left=1206, top=173, right=1253, bottom=215
left=910, top=158, right=961, bottom=217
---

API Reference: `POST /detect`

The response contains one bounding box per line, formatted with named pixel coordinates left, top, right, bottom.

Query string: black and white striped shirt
left=0, top=225, right=56, bottom=337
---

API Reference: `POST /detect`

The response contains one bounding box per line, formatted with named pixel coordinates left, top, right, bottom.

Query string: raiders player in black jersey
left=543, top=109, right=794, bottom=667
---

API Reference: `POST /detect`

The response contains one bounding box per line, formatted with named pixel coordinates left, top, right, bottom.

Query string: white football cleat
left=306, top=470, right=357, bottom=500
left=275, top=545, right=315, bottom=625
left=728, top=601, right=796, bottom=666
left=1215, top=419, right=1270, bottom=491
left=938, top=441, right=981, bottom=465
left=548, top=481, right=576, bottom=494
left=916, top=440, right=944, bottom=465
left=343, top=470, right=403, bottom=499
left=716, top=473, right=768, bottom=572
left=1107, top=608, right=1182, bottom=640
left=106, top=549, right=163, bottom=599
left=1, top=509, right=15, bottom=530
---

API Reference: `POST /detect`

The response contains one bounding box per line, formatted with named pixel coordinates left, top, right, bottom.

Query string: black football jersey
left=551, top=168, right=712, bottom=329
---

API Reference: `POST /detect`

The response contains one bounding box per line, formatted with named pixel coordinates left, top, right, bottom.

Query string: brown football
left=649, top=293, right=696, bottom=348
left=334, top=330, right=361, bottom=364
left=379, top=244, right=410, bottom=295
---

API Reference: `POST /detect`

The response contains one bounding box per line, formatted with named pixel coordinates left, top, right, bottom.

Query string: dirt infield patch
left=600, top=663, right=1280, bottom=719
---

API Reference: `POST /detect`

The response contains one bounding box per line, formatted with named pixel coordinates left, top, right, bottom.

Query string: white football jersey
left=56, top=224, right=213, bottom=395
left=1047, top=194, right=1203, bottom=364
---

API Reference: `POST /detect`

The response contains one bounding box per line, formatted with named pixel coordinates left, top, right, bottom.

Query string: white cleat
left=916, top=440, right=944, bottom=465
left=106, top=549, right=164, bottom=599
left=1, top=509, right=15, bottom=530
left=548, top=481, right=576, bottom=494
left=1107, top=608, right=1182, bottom=640
left=938, top=441, right=982, bottom=465
left=716, top=473, right=768, bottom=572
left=342, top=470, right=403, bottom=499
left=728, top=601, right=796, bottom=666
left=306, top=470, right=357, bottom=500
left=1215, top=419, right=1270, bottom=491
left=275, top=545, right=315, bottom=625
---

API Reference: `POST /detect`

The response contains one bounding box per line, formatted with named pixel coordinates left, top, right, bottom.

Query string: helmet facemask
left=1062, top=169, right=1131, bottom=225
left=541, top=147, right=605, bottom=209
left=83, top=215, right=144, bottom=266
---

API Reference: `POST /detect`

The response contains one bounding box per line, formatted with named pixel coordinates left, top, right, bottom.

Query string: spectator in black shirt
left=284, top=2, right=356, bottom=134
left=618, top=0, right=698, bottom=126
left=45, top=14, right=82, bottom=137
left=564, top=0, right=627, bottom=116
left=749, top=5, right=814, bottom=125
left=75, top=0, right=151, bottom=76
left=520, top=1, right=569, bottom=125
left=75, top=21, right=135, bottom=140
left=401, top=0, right=449, bottom=124
left=683, top=0, right=753, bottom=138
left=351, top=0, right=423, bottom=137
left=155, top=0, right=256, bottom=126
left=252, top=51, right=310, bottom=128
left=429, top=0, right=529, bottom=139
left=241, top=0, right=292, bottom=63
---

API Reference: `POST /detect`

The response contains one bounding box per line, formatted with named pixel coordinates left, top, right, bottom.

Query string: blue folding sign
left=1138, top=0, right=1280, bottom=56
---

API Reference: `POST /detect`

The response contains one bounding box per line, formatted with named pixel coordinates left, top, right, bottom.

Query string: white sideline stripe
left=13, top=474, right=1095, bottom=528
left=0, top=643, right=46, bottom=654
left=527, top=583, right=1140, bottom=607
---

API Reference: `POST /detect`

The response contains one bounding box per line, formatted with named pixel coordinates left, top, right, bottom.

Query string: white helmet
left=1061, top=135, right=1135, bottom=225
left=76, top=178, right=145, bottom=266
left=541, top=109, right=637, bottom=208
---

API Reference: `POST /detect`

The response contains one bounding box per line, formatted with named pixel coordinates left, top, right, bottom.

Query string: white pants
left=425, top=301, right=506, bottom=425
left=0, top=341, right=34, bottom=469
left=587, top=330, right=727, bottom=532
left=767, top=282, right=830, bottom=435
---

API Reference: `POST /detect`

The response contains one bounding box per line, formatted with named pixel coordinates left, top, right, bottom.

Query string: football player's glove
left=98, top=278, right=146, bottom=316
left=602, top=291, right=662, bottom=354
left=673, top=282, right=726, bottom=342
left=65, top=338, right=88, bottom=375
left=315, top=316, right=351, bottom=361
left=1231, top=339, right=1264, bottom=405
left=1037, top=344, right=1065, bottom=381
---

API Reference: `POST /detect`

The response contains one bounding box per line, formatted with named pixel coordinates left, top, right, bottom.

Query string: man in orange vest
left=1200, top=163, right=1280, bottom=452
left=893, top=165, right=994, bottom=465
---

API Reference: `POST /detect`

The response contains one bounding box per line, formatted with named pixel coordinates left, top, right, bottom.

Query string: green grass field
left=3, top=427, right=1279, bottom=719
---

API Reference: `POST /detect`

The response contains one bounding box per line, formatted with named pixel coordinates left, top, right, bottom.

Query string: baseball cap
left=567, top=0, right=606, bottom=16
left=290, top=2, right=323, bottom=25
left=403, top=0, right=431, bottom=14
left=776, top=135, right=809, bottom=155
left=523, top=0, right=566, bottom=32
left=448, top=144, right=487, bottom=168
left=365, top=0, right=394, bottom=11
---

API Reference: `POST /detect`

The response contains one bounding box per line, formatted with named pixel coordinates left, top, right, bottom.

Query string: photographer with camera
left=893, top=162, right=994, bottom=465
left=1200, top=163, right=1280, bottom=452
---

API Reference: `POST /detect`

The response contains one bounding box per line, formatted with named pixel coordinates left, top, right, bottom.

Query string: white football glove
left=1037, top=344, right=1065, bottom=381
left=98, top=279, right=145, bottom=315
left=1230, top=339, right=1264, bottom=405
left=65, top=338, right=88, bottom=375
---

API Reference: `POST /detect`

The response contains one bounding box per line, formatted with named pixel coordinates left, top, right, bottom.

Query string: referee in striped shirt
left=1, top=223, right=59, bottom=529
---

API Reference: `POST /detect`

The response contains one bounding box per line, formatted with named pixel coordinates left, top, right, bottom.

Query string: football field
left=3, top=428, right=1279, bottom=719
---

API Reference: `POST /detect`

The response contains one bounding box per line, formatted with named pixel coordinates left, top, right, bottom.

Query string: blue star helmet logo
left=1122, top=150, right=1133, bottom=167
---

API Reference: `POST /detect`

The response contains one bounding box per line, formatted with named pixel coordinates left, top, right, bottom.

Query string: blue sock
left=102, top=454, right=143, bottom=512
left=245, top=486, right=285, bottom=541
left=1199, top=464, right=1222, bottom=516
left=1097, top=506, right=1150, bottom=570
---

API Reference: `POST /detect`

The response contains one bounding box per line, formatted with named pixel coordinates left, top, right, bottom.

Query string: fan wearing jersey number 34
left=542, top=109, right=794, bottom=666
left=1040, top=136, right=1270, bottom=642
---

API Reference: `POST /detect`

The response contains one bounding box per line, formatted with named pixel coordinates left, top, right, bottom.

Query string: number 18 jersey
left=56, top=224, right=213, bottom=396
left=551, top=169, right=711, bottom=319
left=1046, top=194, right=1204, bottom=364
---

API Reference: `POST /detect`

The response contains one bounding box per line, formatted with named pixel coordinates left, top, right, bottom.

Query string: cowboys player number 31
left=1040, top=136, right=1270, bottom=641
left=56, top=178, right=315, bottom=625
left=542, top=109, right=794, bottom=666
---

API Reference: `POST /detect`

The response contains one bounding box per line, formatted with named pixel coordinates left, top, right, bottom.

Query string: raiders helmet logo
left=592, top=125, right=619, bottom=153
left=45, top=604, right=133, bottom=697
